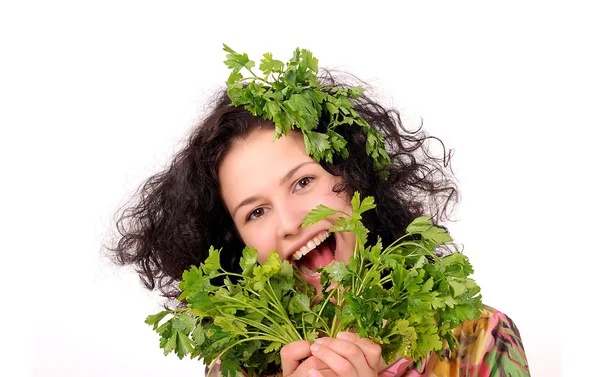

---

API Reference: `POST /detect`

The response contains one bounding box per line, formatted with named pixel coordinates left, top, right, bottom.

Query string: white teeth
left=300, top=265, right=320, bottom=276
left=291, top=231, right=330, bottom=260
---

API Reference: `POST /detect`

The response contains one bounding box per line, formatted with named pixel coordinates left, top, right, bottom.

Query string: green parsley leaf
left=302, top=204, right=343, bottom=227
left=264, top=342, right=282, bottom=353
left=202, top=246, right=222, bottom=276
left=321, top=261, right=349, bottom=282
left=144, top=311, right=169, bottom=330
left=288, top=294, right=311, bottom=314
left=259, top=52, right=284, bottom=76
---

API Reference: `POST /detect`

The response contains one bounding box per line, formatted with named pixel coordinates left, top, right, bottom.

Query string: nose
left=275, top=200, right=304, bottom=240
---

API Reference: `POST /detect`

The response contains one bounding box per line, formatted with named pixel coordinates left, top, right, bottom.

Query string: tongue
left=303, top=242, right=335, bottom=270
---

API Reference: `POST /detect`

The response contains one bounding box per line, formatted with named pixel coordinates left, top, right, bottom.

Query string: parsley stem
left=217, top=295, right=297, bottom=342
left=379, top=275, right=392, bottom=285
left=207, top=270, right=302, bottom=342
left=265, top=279, right=303, bottom=340
left=246, top=67, right=260, bottom=79
left=210, top=306, right=295, bottom=342
left=394, top=242, right=439, bottom=259
left=301, top=314, right=307, bottom=339
left=314, top=288, right=340, bottom=336
left=213, top=271, right=299, bottom=336
left=240, top=76, right=269, bottom=84
left=379, top=235, right=414, bottom=256
left=329, top=287, right=344, bottom=337
left=207, top=335, right=288, bottom=377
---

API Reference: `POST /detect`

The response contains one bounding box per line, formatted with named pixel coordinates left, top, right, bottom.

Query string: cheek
left=326, top=177, right=351, bottom=209
left=306, top=177, right=349, bottom=208
left=322, top=190, right=352, bottom=214
left=239, top=227, right=273, bottom=264
left=338, top=232, right=357, bottom=263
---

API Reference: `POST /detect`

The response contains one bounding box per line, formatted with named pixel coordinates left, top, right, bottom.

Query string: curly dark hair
left=107, top=71, right=458, bottom=302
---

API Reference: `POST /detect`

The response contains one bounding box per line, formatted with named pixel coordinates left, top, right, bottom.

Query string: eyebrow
left=231, top=161, right=317, bottom=219
left=280, top=161, right=316, bottom=185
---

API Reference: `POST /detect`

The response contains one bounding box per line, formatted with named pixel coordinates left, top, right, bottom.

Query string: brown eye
left=248, top=207, right=268, bottom=221
left=294, top=176, right=313, bottom=191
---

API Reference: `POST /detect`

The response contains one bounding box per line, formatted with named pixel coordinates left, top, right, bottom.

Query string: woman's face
left=219, top=127, right=356, bottom=290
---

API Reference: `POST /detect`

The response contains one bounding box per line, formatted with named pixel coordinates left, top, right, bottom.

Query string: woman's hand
left=308, top=332, right=381, bottom=377
left=281, top=340, right=330, bottom=377
left=281, top=332, right=382, bottom=377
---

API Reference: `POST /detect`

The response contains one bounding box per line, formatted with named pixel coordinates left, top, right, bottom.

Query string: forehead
left=218, top=129, right=313, bottom=201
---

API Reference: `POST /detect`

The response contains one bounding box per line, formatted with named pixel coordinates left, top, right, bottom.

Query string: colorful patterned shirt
left=380, top=306, right=530, bottom=377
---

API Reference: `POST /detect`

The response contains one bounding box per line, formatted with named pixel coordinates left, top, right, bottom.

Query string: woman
left=110, top=60, right=529, bottom=376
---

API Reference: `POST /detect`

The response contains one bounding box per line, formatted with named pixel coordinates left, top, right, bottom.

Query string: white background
left=2, top=1, right=598, bottom=376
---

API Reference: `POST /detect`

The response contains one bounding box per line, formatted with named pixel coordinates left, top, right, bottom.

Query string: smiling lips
left=291, top=230, right=330, bottom=261
left=290, top=231, right=337, bottom=279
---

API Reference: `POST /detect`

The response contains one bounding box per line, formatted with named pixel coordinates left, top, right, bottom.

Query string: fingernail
left=314, top=338, right=324, bottom=344
left=336, top=332, right=348, bottom=340
left=310, top=343, right=321, bottom=352
left=308, top=369, right=318, bottom=377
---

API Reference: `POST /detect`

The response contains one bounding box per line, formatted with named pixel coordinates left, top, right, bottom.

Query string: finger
left=354, top=338, right=383, bottom=371
left=280, top=340, right=312, bottom=377
left=337, top=332, right=382, bottom=371
left=292, top=356, right=332, bottom=377
left=307, top=367, right=338, bottom=377
left=335, top=331, right=360, bottom=342
left=310, top=338, right=365, bottom=377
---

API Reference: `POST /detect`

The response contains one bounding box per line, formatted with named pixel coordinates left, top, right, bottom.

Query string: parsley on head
left=223, top=44, right=391, bottom=179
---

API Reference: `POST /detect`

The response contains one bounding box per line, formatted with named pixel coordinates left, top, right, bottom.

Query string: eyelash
left=247, top=207, right=268, bottom=221
left=245, top=176, right=315, bottom=222
left=294, top=176, right=314, bottom=192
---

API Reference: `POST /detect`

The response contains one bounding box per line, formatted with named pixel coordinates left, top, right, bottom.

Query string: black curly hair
left=107, top=71, right=458, bottom=302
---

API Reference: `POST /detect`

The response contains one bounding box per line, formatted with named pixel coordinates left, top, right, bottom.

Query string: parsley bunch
left=146, top=193, right=482, bottom=377
left=223, top=44, right=391, bottom=179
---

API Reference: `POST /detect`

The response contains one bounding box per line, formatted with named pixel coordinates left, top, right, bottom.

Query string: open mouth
left=291, top=232, right=337, bottom=277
